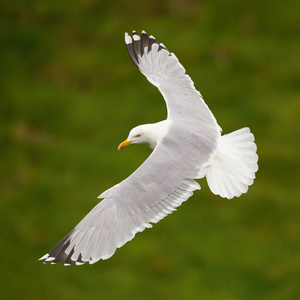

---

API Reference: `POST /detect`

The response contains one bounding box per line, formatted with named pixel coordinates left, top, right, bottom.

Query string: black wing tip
left=125, top=31, right=139, bottom=67
left=158, top=42, right=168, bottom=52
left=124, top=30, right=159, bottom=46
left=39, top=229, right=88, bottom=266
left=125, top=30, right=169, bottom=68
left=40, top=251, right=88, bottom=266
left=125, top=30, right=143, bottom=45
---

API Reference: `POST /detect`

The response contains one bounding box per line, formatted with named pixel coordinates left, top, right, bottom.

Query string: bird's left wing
left=39, top=141, right=201, bottom=265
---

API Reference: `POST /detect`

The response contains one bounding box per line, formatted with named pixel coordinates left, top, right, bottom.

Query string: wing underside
left=40, top=167, right=201, bottom=265
left=125, top=30, right=221, bottom=131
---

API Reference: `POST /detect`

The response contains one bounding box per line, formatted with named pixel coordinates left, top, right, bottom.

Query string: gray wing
left=40, top=31, right=220, bottom=265
left=126, top=30, right=222, bottom=130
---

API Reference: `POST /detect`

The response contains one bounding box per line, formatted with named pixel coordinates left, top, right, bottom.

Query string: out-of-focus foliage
left=0, top=1, right=299, bottom=299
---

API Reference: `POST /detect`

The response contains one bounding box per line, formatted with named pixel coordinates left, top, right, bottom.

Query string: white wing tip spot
left=125, top=33, right=132, bottom=44
left=39, top=253, right=49, bottom=260
left=133, top=34, right=140, bottom=41
left=45, top=256, right=55, bottom=262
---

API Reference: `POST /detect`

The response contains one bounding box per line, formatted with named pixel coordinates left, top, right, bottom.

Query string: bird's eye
left=136, top=134, right=141, bottom=138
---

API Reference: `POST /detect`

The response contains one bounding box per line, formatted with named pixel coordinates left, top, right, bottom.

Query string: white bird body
left=40, top=31, right=258, bottom=266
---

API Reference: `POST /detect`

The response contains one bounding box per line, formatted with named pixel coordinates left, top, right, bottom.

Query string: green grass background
left=1, top=0, right=299, bottom=299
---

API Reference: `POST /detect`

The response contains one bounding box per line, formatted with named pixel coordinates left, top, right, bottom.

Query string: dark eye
left=136, top=134, right=141, bottom=138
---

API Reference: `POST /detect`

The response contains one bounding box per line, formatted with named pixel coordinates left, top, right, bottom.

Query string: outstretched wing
left=125, top=30, right=221, bottom=132
left=40, top=142, right=203, bottom=265
left=40, top=31, right=219, bottom=265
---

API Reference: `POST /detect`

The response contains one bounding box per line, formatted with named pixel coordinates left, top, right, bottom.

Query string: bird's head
left=118, top=124, right=158, bottom=150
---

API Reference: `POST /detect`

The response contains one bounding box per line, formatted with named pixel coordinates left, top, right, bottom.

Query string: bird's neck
left=147, top=120, right=170, bottom=149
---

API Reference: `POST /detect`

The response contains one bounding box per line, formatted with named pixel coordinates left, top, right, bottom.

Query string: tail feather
left=205, top=127, right=258, bottom=199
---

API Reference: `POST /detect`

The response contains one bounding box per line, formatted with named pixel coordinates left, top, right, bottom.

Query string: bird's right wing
left=125, top=30, right=221, bottom=133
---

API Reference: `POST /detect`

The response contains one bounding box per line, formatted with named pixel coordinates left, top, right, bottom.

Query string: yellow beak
left=118, top=139, right=132, bottom=150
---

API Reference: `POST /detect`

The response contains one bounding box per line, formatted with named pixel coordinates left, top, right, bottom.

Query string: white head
left=118, top=121, right=169, bottom=150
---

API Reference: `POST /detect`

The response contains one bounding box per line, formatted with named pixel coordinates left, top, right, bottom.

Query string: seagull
left=40, top=30, right=258, bottom=266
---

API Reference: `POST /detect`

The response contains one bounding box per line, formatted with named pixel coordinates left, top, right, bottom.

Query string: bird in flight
left=40, top=30, right=258, bottom=266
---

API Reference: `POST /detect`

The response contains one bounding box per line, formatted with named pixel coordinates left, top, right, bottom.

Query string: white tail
left=205, top=127, right=258, bottom=199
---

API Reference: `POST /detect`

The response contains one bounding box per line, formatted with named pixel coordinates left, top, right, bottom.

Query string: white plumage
left=40, top=30, right=258, bottom=266
left=205, top=127, right=258, bottom=199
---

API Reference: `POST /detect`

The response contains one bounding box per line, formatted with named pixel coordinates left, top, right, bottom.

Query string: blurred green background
left=1, top=0, right=299, bottom=299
